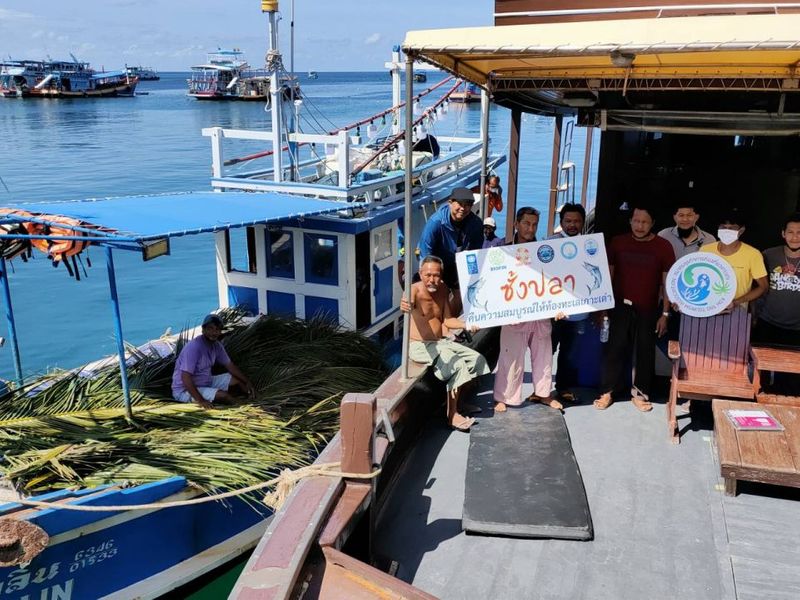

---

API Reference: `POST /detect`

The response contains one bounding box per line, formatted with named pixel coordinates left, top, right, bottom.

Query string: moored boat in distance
left=450, top=80, right=480, bottom=103
left=308, top=70, right=318, bottom=79
left=0, top=57, right=137, bottom=98
left=125, top=65, right=160, bottom=81
left=187, top=48, right=299, bottom=100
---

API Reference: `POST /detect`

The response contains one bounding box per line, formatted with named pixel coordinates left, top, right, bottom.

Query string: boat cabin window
left=304, top=233, right=338, bottom=286
left=225, top=227, right=257, bottom=274
left=373, top=228, right=393, bottom=262
left=266, top=229, right=294, bottom=279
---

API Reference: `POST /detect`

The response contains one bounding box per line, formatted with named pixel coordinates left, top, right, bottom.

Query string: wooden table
left=750, top=345, right=800, bottom=407
left=713, top=399, right=800, bottom=496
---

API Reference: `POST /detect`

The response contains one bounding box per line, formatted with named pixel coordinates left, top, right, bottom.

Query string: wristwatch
left=661, top=311, right=670, bottom=317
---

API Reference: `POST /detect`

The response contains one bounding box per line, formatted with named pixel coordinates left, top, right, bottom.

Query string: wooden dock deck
left=373, top=376, right=800, bottom=600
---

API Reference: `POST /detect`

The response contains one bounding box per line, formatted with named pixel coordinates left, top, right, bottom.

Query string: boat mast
left=263, top=0, right=283, bottom=182
left=386, top=46, right=402, bottom=135
left=400, top=52, right=414, bottom=381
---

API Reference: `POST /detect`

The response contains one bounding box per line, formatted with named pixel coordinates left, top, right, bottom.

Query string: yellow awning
left=403, top=14, right=800, bottom=88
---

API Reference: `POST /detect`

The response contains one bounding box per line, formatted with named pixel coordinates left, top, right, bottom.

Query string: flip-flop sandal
left=450, top=416, right=476, bottom=431
left=593, top=394, right=613, bottom=410
left=557, top=390, right=576, bottom=403
left=631, top=396, right=653, bottom=412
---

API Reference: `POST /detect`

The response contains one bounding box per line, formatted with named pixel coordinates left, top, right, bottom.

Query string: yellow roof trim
left=403, top=14, right=800, bottom=87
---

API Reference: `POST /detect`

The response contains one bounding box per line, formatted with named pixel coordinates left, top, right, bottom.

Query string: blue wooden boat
left=0, top=57, right=137, bottom=99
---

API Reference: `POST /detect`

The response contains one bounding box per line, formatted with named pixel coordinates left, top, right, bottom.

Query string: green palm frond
left=0, top=311, right=387, bottom=495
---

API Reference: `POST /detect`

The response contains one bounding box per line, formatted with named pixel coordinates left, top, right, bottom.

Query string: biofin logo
left=666, top=254, right=736, bottom=317
left=487, top=248, right=507, bottom=271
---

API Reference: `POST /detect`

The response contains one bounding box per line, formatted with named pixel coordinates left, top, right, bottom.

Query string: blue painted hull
left=0, top=478, right=270, bottom=599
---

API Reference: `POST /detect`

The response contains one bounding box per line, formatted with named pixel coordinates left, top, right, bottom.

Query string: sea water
left=0, top=71, right=596, bottom=380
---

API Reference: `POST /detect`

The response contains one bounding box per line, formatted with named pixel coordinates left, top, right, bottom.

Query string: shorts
left=173, top=373, right=232, bottom=403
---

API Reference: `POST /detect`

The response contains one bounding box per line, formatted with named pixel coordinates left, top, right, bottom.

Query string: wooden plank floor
left=374, top=370, right=800, bottom=600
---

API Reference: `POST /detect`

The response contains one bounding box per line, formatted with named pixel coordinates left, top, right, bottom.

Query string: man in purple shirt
left=171, top=314, right=255, bottom=409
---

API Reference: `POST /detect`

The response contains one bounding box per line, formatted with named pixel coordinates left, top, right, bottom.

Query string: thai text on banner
left=455, top=233, right=615, bottom=328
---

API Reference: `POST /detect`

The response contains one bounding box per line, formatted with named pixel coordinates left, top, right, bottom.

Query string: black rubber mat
left=463, top=403, right=593, bottom=540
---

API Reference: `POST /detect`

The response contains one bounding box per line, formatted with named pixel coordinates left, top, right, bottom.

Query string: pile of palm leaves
left=0, top=310, right=388, bottom=496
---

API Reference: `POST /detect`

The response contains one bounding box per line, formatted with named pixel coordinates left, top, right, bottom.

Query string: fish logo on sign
left=583, top=262, right=602, bottom=295
left=666, top=254, right=735, bottom=317
left=466, top=253, right=479, bottom=275
left=466, top=278, right=488, bottom=310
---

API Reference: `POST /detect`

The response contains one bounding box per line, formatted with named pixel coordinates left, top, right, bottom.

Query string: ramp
left=463, top=403, right=593, bottom=540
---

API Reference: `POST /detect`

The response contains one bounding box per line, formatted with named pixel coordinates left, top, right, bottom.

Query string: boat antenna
left=290, top=0, right=295, bottom=79
left=262, top=0, right=284, bottom=183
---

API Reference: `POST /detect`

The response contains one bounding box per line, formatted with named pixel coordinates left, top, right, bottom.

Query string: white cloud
left=0, top=8, right=34, bottom=21
left=364, top=33, right=381, bottom=45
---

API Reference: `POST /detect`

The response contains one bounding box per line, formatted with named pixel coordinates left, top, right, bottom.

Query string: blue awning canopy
left=0, top=191, right=360, bottom=246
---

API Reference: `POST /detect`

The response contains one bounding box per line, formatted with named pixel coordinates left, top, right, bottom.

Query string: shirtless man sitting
left=400, top=255, right=490, bottom=431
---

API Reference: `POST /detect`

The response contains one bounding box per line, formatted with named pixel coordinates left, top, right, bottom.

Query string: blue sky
left=0, top=1, right=494, bottom=71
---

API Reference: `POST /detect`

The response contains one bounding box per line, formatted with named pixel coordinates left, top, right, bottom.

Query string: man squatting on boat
left=171, top=314, right=256, bottom=409
left=401, top=256, right=490, bottom=431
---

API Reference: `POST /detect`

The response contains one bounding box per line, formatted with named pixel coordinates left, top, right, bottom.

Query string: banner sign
left=666, top=253, right=735, bottom=317
left=455, top=233, right=615, bottom=328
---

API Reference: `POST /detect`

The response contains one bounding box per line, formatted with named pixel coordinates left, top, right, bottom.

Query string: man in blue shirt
left=418, top=187, right=483, bottom=295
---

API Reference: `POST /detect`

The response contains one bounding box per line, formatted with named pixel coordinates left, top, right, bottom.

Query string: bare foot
left=527, top=394, right=563, bottom=410
left=494, top=402, right=507, bottom=412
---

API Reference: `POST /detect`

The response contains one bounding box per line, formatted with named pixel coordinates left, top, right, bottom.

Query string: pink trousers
left=493, top=320, right=553, bottom=406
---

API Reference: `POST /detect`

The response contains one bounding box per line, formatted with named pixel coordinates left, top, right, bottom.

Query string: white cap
left=483, top=217, right=497, bottom=228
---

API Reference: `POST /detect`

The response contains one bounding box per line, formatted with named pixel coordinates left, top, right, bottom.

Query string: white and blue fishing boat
left=188, top=48, right=299, bottom=101
left=0, top=3, right=502, bottom=598
left=0, top=57, right=137, bottom=99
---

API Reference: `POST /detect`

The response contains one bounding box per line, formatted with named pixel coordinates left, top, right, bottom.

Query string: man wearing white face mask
left=700, top=209, right=767, bottom=310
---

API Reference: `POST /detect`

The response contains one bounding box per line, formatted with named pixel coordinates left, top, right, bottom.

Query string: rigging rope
left=0, top=462, right=381, bottom=513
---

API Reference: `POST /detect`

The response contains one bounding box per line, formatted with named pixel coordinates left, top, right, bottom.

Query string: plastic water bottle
left=600, top=316, right=610, bottom=343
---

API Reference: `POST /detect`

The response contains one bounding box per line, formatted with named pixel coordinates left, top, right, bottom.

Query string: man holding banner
left=493, top=207, right=565, bottom=413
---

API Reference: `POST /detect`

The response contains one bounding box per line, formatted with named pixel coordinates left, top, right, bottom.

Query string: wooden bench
left=751, top=345, right=800, bottom=407
left=713, top=399, right=800, bottom=496
left=667, top=310, right=754, bottom=444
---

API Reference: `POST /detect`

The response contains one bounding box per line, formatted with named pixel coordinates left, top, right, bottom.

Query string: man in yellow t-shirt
left=700, top=210, right=767, bottom=309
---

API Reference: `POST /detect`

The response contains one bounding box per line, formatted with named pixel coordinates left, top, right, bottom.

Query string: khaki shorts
left=409, top=339, right=490, bottom=391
